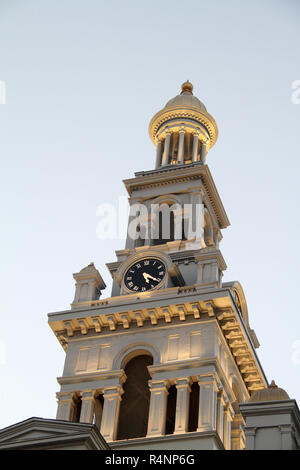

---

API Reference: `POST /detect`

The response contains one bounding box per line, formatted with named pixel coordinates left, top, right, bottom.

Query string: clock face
left=124, top=258, right=167, bottom=292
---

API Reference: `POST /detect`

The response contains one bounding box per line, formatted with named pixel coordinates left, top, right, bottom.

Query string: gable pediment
left=0, top=417, right=109, bottom=450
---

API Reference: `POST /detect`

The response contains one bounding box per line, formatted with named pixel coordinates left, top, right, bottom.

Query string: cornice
left=148, top=357, right=238, bottom=403
left=57, top=370, right=126, bottom=386
left=110, top=430, right=224, bottom=448
left=240, top=399, right=300, bottom=422
left=148, top=105, right=218, bottom=149
left=123, top=164, right=230, bottom=229
left=48, top=285, right=267, bottom=395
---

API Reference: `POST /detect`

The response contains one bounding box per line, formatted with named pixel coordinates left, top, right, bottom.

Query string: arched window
left=117, top=354, right=153, bottom=440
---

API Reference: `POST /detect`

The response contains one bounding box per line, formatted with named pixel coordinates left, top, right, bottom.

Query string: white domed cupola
left=149, top=81, right=218, bottom=168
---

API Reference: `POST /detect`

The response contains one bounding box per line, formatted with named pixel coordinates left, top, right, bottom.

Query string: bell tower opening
left=117, top=354, right=153, bottom=440
left=71, top=394, right=82, bottom=423
left=188, top=381, right=200, bottom=432
left=152, top=207, right=175, bottom=246
left=165, top=385, right=177, bottom=435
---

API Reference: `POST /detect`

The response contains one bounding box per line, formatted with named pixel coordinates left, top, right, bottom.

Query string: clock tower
left=48, top=82, right=268, bottom=450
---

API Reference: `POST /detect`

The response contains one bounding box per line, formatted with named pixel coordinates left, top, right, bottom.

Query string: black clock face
left=124, top=258, right=167, bottom=292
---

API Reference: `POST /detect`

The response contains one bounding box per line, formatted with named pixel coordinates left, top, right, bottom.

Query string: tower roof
left=164, top=81, right=207, bottom=112
left=248, top=380, right=290, bottom=402
left=148, top=81, right=218, bottom=150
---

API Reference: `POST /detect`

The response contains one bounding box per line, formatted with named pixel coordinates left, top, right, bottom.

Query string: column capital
left=244, top=426, right=257, bottom=437
left=80, top=389, right=97, bottom=401
left=148, top=379, right=169, bottom=392
left=56, top=391, right=78, bottom=421
left=56, top=391, right=75, bottom=401
left=217, top=389, right=227, bottom=406
left=129, top=196, right=143, bottom=206
left=174, top=377, right=192, bottom=391
left=102, top=385, right=124, bottom=399
left=279, top=424, right=292, bottom=434
left=197, top=373, right=220, bottom=391
left=224, top=404, right=234, bottom=421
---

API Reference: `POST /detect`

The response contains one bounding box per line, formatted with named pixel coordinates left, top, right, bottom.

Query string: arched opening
left=117, top=354, right=153, bottom=440
left=165, top=385, right=177, bottom=435
left=188, top=381, right=199, bottom=431
left=152, top=208, right=175, bottom=245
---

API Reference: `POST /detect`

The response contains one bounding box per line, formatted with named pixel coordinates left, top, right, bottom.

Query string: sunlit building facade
left=0, top=83, right=299, bottom=450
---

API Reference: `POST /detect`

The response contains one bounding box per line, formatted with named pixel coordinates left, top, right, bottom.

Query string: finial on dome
left=269, top=380, right=277, bottom=388
left=248, top=379, right=290, bottom=402
left=181, top=80, right=193, bottom=95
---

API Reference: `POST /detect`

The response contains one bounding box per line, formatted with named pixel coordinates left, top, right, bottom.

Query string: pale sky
left=0, top=0, right=299, bottom=429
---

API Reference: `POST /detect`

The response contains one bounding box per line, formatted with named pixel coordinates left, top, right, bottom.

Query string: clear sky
left=0, top=0, right=299, bottom=429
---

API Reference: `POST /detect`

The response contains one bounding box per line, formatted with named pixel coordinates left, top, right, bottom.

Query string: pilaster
left=56, top=392, right=77, bottom=421
left=100, top=385, right=123, bottom=441
left=80, top=390, right=96, bottom=424
left=197, top=374, right=218, bottom=432
left=174, top=377, right=192, bottom=434
left=147, top=380, right=169, bottom=437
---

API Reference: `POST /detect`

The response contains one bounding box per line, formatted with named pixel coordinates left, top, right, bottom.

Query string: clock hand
left=143, top=273, right=160, bottom=282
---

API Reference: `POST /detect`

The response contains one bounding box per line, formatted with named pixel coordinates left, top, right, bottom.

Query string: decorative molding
left=50, top=289, right=267, bottom=395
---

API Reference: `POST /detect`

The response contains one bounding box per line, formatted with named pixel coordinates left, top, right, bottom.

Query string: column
left=197, top=375, right=218, bottom=432
left=197, top=262, right=204, bottom=282
left=192, top=132, right=199, bottom=162
left=155, top=140, right=163, bottom=168
left=231, top=414, right=246, bottom=450
left=244, top=427, right=256, bottom=450
left=56, top=392, right=76, bottom=421
left=125, top=198, right=142, bottom=250
left=161, top=131, right=171, bottom=166
left=147, top=380, right=169, bottom=437
left=200, top=141, right=208, bottom=164
left=223, top=404, right=233, bottom=449
left=177, top=128, right=185, bottom=164
left=144, top=214, right=156, bottom=246
left=216, top=388, right=226, bottom=442
left=80, top=390, right=95, bottom=424
left=100, top=385, right=123, bottom=441
left=280, top=425, right=292, bottom=450
left=174, top=378, right=191, bottom=434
